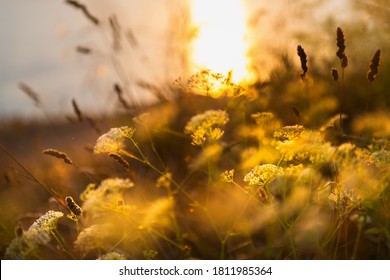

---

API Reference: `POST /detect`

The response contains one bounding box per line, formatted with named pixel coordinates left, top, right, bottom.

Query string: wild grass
left=1, top=6, right=390, bottom=260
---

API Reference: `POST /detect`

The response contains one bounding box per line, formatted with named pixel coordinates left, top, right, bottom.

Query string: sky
left=0, top=0, right=359, bottom=120
left=0, top=0, right=180, bottom=120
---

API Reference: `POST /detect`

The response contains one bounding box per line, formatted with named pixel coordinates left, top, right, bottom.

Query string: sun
left=190, top=0, right=251, bottom=83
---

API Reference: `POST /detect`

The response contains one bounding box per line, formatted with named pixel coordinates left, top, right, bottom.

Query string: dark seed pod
left=367, top=49, right=381, bottom=82
left=297, top=45, right=308, bottom=78
left=109, top=153, right=130, bottom=171
left=43, top=149, right=73, bottom=165
left=331, top=68, right=339, bottom=82
left=336, top=27, right=348, bottom=69
left=65, top=196, right=82, bottom=216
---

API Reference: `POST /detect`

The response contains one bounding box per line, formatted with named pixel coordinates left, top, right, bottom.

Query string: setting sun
left=190, top=0, right=250, bottom=82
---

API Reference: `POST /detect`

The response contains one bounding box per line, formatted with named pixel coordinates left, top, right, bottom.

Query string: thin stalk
left=51, top=229, right=76, bottom=259
left=334, top=214, right=342, bottom=259
left=351, top=223, right=362, bottom=260
left=339, top=69, right=344, bottom=132
left=364, top=82, right=373, bottom=116
left=166, top=185, right=184, bottom=247
left=72, top=162, right=98, bottom=184
left=143, top=123, right=166, bottom=170
left=0, top=144, right=66, bottom=209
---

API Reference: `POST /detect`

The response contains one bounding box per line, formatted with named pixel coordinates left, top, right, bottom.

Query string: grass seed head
left=297, top=45, right=308, bottom=78
left=367, top=49, right=381, bottom=82
left=108, top=153, right=130, bottom=171
left=65, top=196, right=83, bottom=216
left=336, top=27, right=348, bottom=68
left=94, top=127, right=135, bottom=154
left=72, top=98, right=84, bottom=121
left=331, top=68, right=339, bottom=82
left=336, top=27, right=346, bottom=58
left=18, top=82, right=40, bottom=106
left=42, top=149, right=73, bottom=165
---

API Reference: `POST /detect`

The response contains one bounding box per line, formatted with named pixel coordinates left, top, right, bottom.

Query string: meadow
left=1, top=0, right=390, bottom=260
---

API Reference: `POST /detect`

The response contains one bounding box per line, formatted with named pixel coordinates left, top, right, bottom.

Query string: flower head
left=29, top=210, right=64, bottom=231
left=98, top=251, right=127, bottom=260
left=220, top=169, right=235, bottom=183
left=5, top=211, right=63, bottom=259
left=251, top=112, right=275, bottom=126
left=94, top=127, right=135, bottom=154
left=273, top=125, right=305, bottom=141
left=156, top=172, right=172, bottom=189
left=184, top=110, right=229, bottom=145
left=244, top=164, right=284, bottom=186
left=81, top=178, right=134, bottom=218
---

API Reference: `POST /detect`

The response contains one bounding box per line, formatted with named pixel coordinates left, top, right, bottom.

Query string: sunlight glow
left=190, top=0, right=251, bottom=83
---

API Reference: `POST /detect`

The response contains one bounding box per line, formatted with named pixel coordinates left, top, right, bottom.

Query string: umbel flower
left=80, top=178, right=134, bottom=218
left=94, top=126, right=135, bottom=154
left=244, top=164, right=284, bottom=186
left=273, top=125, right=305, bottom=141
left=97, top=251, right=127, bottom=260
left=184, top=110, right=229, bottom=145
left=220, top=169, right=235, bottom=183
left=5, top=211, right=64, bottom=259
left=29, top=210, right=64, bottom=231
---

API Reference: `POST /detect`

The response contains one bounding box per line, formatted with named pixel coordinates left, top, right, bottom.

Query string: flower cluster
left=185, top=69, right=244, bottom=97
left=273, top=125, right=305, bottom=141
left=220, top=169, right=235, bottom=183
left=251, top=112, right=275, bottom=126
left=143, top=249, right=159, bottom=260
left=156, top=172, right=172, bottom=189
left=244, top=164, right=284, bottom=186
left=97, top=251, right=127, bottom=260
left=328, top=186, right=360, bottom=210
left=273, top=130, right=334, bottom=164
left=284, top=164, right=304, bottom=176
left=75, top=224, right=114, bottom=254
left=80, top=178, right=134, bottom=218
left=5, top=211, right=63, bottom=259
left=184, top=110, right=229, bottom=145
left=94, top=127, right=135, bottom=154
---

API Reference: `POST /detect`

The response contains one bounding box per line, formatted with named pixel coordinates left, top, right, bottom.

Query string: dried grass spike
left=65, top=0, right=99, bottom=25
left=18, top=82, right=40, bottom=106
left=292, top=106, right=301, bottom=118
left=341, top=55, right=348, bottom=68
left=336, top=27, right=346, bottom=58
left=297, top=45, right=308, bottom=78
left=331, top=68, right=339, bottom=82
left=109, top=153, right=130, bottom=171
left=109, top=15, right=121, bottom=51
left=114, top=83, right=131, bottom=110
left=65, top=196, right=82, bottom=216
left=76, top=46, right=91, bottom=54
left=72, top=98, right=84, bottom=121
left=43, top=149, right=73, bottom=165
left=126, top=29, right=138, bottom=47
left=86, top=116, right=101, bottom=135
left=336, top=27, right=348, bottom=69
left=367, top=49, right=381, bottom=82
